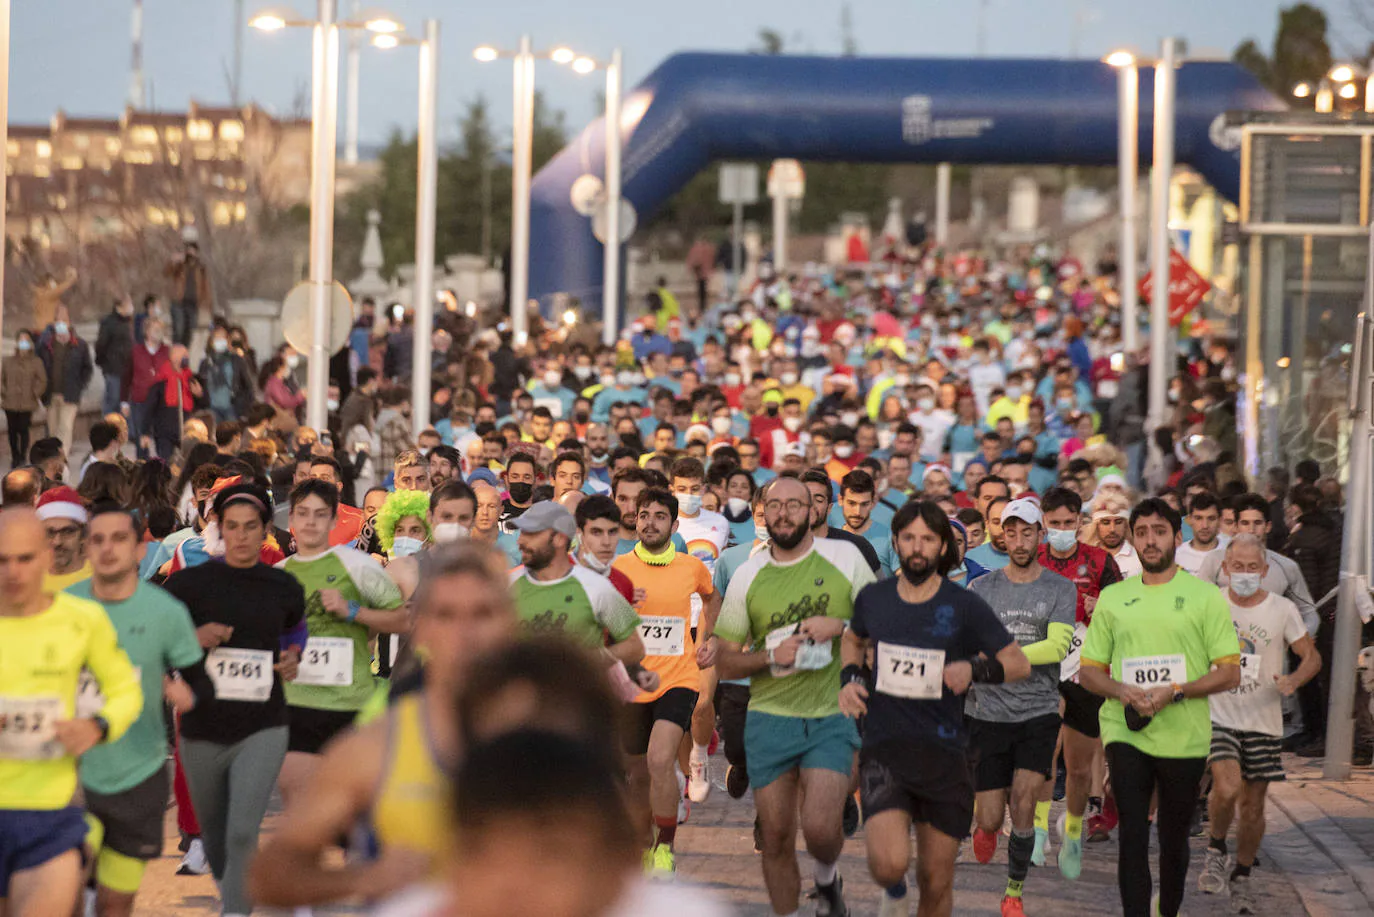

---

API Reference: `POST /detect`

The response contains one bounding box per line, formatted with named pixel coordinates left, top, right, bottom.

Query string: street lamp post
left=602, top=49, right=623, bottom=346
left=1147, top=37, right=1180, bottom=448
left=0, top=0, right=11, bottom=354
left=1107, top=50, right=1140, bottom=353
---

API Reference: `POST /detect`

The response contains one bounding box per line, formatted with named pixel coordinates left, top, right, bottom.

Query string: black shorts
left=969, top=713, right=1062, bottom=792
left=622, top=687, right=698, bottom=756
left=859, top=740, right=974, bottom=841
left=287, top=706, right=357, bottom=754
left=83, top=766, right=169, bottom=861
left=1060, top=680, right=1104, bottom=739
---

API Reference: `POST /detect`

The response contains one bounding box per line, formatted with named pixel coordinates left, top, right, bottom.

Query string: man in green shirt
left=1080, top=497, right=1241, bottom=917
left=277, top=480, right=406, bottom=807
left=69, top=505, right=205, bottom=917
left=717, top=476, right=876, bottom=917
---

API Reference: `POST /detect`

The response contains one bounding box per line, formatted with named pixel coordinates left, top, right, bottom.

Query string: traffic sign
left=1139, top=249, right=1212, bottom=327
left=719, top=163, right=759, bottom=205
left=767, top=159, right=805, bottom=199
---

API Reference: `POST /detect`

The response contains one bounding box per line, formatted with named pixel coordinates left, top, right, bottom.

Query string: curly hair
left=375, top=488, right=432, bottom=554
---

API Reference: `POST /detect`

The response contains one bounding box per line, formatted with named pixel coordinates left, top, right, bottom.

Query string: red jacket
left=129, top=343, right=169, bottom=403
left=1038, top=542, right=1122, bottom=625
left=154, top=362, right=196, bottom=411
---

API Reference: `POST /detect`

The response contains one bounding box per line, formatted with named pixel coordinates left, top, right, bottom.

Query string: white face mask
left=286, top=353, right=300, bottom=369
left=726, top=497, right=750, bottom=516
left=678, top=493, right=702, bottom=515
left=782, top=416, right=803, bottom=433
left=841, top=411, right=860, bottom=428
left=579, top=550, right=612, bottom=575
left=833, top=443, right=855, bottom=459
left=616, top=371, right=635, bottom=387
left=391, top=535, right=425, bottom=558
left=433, top=522, right=468, bottom=543
left=543, top=370, right=562, bottom=388
left=917, top=398, right=935, bottom=412
left=1229, top=572, right=1262, bottom=598
left=780, top=372, right=798, bottom=385
left=326, top=398, right=340, bottom=412
left=573, top=365, right=593, bottom=380
left=754, top=521, right=771, bottom=543
left=711, top=416, right=732, bottom=434
left=724, top=373, right=741, bottom=386
left=1006, top=385, right=1023, bottom=400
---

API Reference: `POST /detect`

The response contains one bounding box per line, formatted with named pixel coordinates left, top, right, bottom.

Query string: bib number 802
left=1133, top=667, right=1173, bottom=685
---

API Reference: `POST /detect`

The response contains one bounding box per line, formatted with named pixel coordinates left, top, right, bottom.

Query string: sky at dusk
left=11, top=1, right=1364, bottom=148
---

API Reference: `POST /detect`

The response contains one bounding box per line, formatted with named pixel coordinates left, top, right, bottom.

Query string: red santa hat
left=35, top=486, right=88, bottom=525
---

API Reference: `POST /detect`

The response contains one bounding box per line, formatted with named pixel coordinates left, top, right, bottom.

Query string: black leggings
left=5, top=410, right=30, bottom=467
left=714, top=682, right=750, bottom=770
left=1105, top=742, right=1206, bottom=917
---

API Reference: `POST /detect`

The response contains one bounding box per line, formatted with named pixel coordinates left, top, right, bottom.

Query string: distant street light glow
left=371, top=33, right=399, bottom=49
left=1292, top=82, right=1312, bottom=98
left=1330, top=64, right=1355, bottom=83
left=550, top=46, right=575, bottom=65
left=248, top=8, right=291, bottom=31
left=572, top=56, right=597, bottom=75
left=473, top=45, right=499, bottom=62
left=563, top=309, right=577, bottom=326
left=356, top=8, right=402, bottom=33
left=1340, top=81, right=1358, bottom=99
left=1104, top=50, right=1135, bottom=69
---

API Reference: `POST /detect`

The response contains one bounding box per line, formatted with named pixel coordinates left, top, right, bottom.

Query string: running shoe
left=843, top=794, right=861, bottom=838
left=649, top=844, right=676, bottom=881
left=1000, top=896, right=1026, bottom=917
left=1029, top=826, right=1049, bottom=867
left=1230, top=874, right=1256, bottom=914
left=972, top=827, right=998, bottom=864
left=725, top=763, right=750, bottom=799
left=1058, top=833, right=1083, bottom=880
left=1198, top=846, right=1230, bottom=894
left=877, top=880, right=908, bottom=917
left=1085, top=813, right=1112, bottom=842
left=812, top=874, right=846, bottom=917
left=688, top=754, right=712, bottom=803
left=177, top=838, right=210, bottom=876
left=677, top=771, right=690, bottom=824
left=642, top=847, right=654, bottom=876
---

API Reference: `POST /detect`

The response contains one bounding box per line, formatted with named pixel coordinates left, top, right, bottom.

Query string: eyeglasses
left=764, top=499, right=809, bottom=514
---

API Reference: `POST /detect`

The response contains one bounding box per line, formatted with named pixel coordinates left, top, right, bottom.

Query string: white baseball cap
left=1001, top=498, right=1043, bottom=527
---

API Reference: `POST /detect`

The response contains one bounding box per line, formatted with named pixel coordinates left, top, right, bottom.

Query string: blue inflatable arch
left=528, top=53, right=1284, bottom=309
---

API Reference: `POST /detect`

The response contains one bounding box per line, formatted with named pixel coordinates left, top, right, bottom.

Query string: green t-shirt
left=278, top=546, right=404, bottom=713
left=66, top=580, right=202, bottom=795
left=716, top=539, right=876, bottom=718
left=509, top=564, right=640, bottom=648
left=1081, top=568, right=1240, bottom=759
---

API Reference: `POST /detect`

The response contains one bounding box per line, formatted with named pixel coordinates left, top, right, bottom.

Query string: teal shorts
left=744, top=710, right=860, bottom=790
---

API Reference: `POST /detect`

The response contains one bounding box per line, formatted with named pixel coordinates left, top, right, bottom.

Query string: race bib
left=0, top=695, right=63, bottom=760
left=1097, top=379, right=1120, bottom=399
left=639, top=616, right=685, bottom=658
left=76, top=666, right=141, bottom=719
left=294, top=637, right=354, bottom=688
left=1059, top=624, right=1089, bottom=684
left=1239, top=652, right=1262, bottom=687
left=206, top=648, right=273, bottom=702
left=532, top=396, right=565, bottom=419
left=765, top=623, right=800, bottom=678
left=1122, top=654, right=1186, bottom=689
left=875, top=643, right=946, bottom=700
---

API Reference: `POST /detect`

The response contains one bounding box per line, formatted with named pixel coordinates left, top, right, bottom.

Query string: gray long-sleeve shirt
left=1195, top=548, right=1319, bottom=635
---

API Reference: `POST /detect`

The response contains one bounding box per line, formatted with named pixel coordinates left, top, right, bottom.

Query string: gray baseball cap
left=511, top=501, right=576, bottom=539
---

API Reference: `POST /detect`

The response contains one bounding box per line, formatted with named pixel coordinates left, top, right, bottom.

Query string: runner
left=37, top=486, right=93, bottom=591
left=277, top=479, right=406, bottom=808
left=1037, top=486, right=1122, bottom=871
left=613, top=487, right=717, bottom=878
left=0, top=509, right=141, bottom=917
left=162, top=482, right=308, bottom=917
left=1196, top=534, right=1321, bottom=914
left=837, top=469, right=899, bottom=577
left=68, top=505, right=206, bottom=917
left=1175, top=492, right=1223, bottom=575
left=1078, top=497, right=1242, bottom=917
left=509, top=501, right=643, bottom=654
left=966, top=499, right=1076, bottom=915
left=801, top=467, right=882, bottom=573
left=716, top=476, right=877, bottom=917
left=668, top=457, right=730, bottom=805
left=1084, top=492, right=1141, bottom=578
left=250, top=542, right=520, bottom=907
left=965, top=495, right=1011, bottom=572
left=839, top=500, right=1030, bottom=917
left=572, top=495, right=657, bottom=694
left=614, top=468, right=689, bottom=557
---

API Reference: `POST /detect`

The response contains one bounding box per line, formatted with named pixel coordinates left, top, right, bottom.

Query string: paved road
left=133, top=749, right=1339, bottom=917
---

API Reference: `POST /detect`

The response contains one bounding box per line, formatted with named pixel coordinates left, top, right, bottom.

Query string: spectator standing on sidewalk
left=94, top=295, right=135, bottom=416
left=198, top=325, right=254, bottom=422
left=129, top=319, right=170, bottom=459
left=164, top=240, right=212, bottom=347
left=3, top=329, right=47, bottom=467
left=37, top=312, right=93, bottom=453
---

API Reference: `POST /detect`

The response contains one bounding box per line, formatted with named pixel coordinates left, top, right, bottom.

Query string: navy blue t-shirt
left=849, top=577, right=1012, bottom=752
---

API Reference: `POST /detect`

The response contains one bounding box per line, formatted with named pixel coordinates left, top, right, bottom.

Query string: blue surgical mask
left=754, top=522, right=771, bottom=543
left=391, top=536, right=425, bottom=558
left=678, top=493, right=702, bottom=515
left=16, top=339, right=31, bottom=352
left=53, top=321, right=69, bottom=336
left=1046, top=528, right=1078, bottom=553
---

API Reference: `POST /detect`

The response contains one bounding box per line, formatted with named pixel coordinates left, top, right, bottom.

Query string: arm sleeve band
left=1021, top=622, right=1076, bottom=666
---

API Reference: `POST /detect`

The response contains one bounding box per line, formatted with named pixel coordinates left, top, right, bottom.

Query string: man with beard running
left=840, top=502, right=1030, bottom=917
left=717, top=476, right=876, bottom=917
left=965, top=499, right=1076, bottom=915
left=1078, top=498, right=1241, bottom=917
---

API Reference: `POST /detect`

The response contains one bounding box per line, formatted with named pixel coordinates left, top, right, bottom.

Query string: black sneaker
left=1294, top=740, right=1326, bottom=758
left=813, top=875, right=847, bottom=917
left=1353, top=746, right=1373, bottom=767
left=843, top=795, right=861, bottom=838
left=726, top=764, right=750, bottom=799
left=1053, top=764, right=1067, bottom=801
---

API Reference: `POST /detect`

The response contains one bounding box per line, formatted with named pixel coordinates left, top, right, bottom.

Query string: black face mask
left=574, top=411, right=590, bottom=424
left=508, top=482, right=534, bottom=503
left=766, top=404, right=780, bottom=417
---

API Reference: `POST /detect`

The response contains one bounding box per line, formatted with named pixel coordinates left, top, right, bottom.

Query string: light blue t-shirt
left=966, top=541, right=1011, bottom=571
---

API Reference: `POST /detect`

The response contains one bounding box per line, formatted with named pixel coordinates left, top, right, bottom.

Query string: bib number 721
left=875, top=644, right=945, bottom=700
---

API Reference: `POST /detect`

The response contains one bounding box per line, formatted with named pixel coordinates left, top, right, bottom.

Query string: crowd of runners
left=0, top=245, right=1363, bottom=917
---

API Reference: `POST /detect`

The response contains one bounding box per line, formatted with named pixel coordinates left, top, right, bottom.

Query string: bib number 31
left=1122, top=654, right=1186, bottom=688
left=294, top=637, right=355, bottom=687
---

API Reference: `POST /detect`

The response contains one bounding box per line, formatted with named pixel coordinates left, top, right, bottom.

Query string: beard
left=1008, top=546, right=1037, bottom=568
left=1140, top=544, right=1176, bottom=574
left=769, top=519, right=808, bottom=550
left=639, top=530, right=670, bottom=553
left=522, top=542, right=557, bottom=573
left=900, top=551, right=939, bottom=587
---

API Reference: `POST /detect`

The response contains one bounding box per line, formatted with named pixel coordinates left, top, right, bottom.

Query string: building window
left=129, top=125, right=157, bottom=145
left=234, top=201, right=247, bottom=221
left=33, top=163, right=51, bottom=178
left=188, top=119, right=213, bottom=141
left=219, top=120, right=245, bottom=141
left=105, top=137, right=121, bottom=155
left=165, top=126, right=183, bottom=144
left=35, top=140, right=51, bottom=158
left=60, top=156, right=83, bottom=171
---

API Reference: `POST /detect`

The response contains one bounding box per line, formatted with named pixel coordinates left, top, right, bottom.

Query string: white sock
left=814, top=859, right=838, bottom=886
left=294, top=907, right=314, bottom=917
left=691, top=743, right=709, bottom=762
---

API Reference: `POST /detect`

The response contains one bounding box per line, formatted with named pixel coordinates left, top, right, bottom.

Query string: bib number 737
left=875, top=644, right=946, bottom=700
left=1121, top=654, right=1186, bottom=688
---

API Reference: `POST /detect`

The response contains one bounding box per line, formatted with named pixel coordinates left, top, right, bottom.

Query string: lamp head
left=473, top=45, right=499, bottom=63
left=572, top=56, right=597, bottom=75
left=248, top=6, right=294, bottom=30
left=1292, top=82, right=1313, bottom=99
left=1104, top=50, right=1136, bottom=69
left=1330, top=64, right=1356, bottom=83
left=550, top=47, right=575, bottom=65
left=356, top=7, right=402, bottom=33
left=371, top=33, right=400, bottom=49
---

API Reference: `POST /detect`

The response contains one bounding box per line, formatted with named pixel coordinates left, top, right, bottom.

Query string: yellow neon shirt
left=43, top=560, right=93, bottom=594
left=370, top=693, right=450, bottom=870
left=0, top=592, right=143, bottom=810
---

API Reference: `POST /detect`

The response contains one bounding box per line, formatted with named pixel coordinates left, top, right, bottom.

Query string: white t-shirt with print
left=1209, top=591, right=1308, bottom=737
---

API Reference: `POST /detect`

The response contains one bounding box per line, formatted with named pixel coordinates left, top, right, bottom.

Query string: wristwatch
left=91, top=714, right=111, bottom=743
left=1170, top=683, right=1186, bottom=705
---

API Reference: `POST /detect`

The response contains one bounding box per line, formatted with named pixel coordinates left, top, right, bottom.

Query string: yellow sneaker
left=650, top=843, right=676, bottom=881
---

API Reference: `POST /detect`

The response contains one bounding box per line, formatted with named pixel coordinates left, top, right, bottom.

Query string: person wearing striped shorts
left=1197, top=535, right=1323, bottom=913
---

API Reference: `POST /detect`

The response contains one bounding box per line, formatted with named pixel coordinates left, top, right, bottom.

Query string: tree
left=840, top=4, right=858, bottom=56
left=1233, top=3, right=1331, bottom=96
left=753, top=29, right=784, bottom=55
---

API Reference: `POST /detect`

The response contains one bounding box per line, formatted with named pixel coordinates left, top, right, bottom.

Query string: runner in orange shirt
left=612, top=487, right=719, bottom=881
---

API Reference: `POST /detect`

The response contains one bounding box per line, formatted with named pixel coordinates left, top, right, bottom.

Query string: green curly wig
left=375, top=489, right=433, bottom=554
